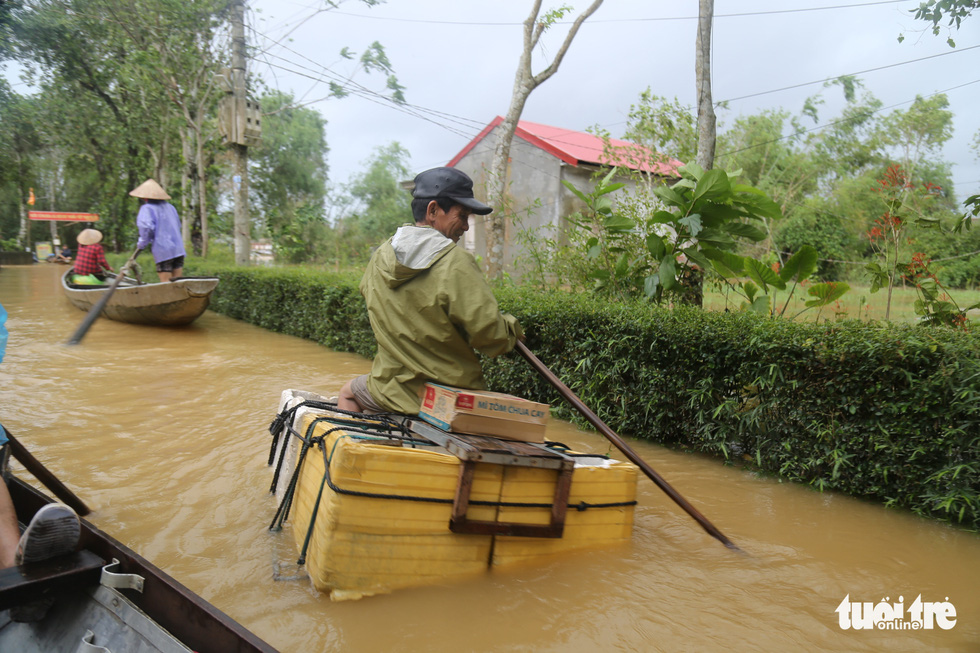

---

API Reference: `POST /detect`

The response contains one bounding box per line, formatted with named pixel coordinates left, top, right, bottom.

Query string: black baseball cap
left=412, top=167, right=493, bottom=215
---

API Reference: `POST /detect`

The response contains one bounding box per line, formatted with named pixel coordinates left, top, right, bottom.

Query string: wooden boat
left=268, top=390, right=638, bottom=601
left=61, top=269, right=218, bottom=326
left=0, top=475, right=278, bottom=653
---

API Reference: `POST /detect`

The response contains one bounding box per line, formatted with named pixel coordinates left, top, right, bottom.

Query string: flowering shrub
left=865, top=165, right=944, bottom=320
left=897, top=252, right=978, bottom=329
left=560, top=165, right=848, bottom=317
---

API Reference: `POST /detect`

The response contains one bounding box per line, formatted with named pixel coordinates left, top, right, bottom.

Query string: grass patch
left=704, top=282, right=980, bottom=323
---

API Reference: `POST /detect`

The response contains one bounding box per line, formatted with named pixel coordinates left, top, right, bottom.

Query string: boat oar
left=515, top=341, right=741, bottom=552
left=3, top=427, right=91, bottom=516
left=67, top=248, right=141, bottom=346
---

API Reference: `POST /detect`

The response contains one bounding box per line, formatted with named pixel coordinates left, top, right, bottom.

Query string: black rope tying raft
left=265, top=402, right=637, bottom=566
left=267, top=400, right=419, bottom=495
left=268, top=402, right=426, bottom=532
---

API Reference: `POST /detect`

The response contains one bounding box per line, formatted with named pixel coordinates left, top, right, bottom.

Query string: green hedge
left=190, top=263, right=980, bottom=530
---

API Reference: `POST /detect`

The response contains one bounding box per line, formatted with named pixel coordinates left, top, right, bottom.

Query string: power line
left=247, top=23, right=491, bottom=137
left=326, top=0, right=911, bottom=26
left=721, top=43, right=980, bottom=104
left=258, top=56, right=479, bottom=141
left=248, top=35, right=980, bottom=195
left=244, top=1, right=977, bottom=153
left=718, top=78, right=980, bottom=158
left=244, top=1, right=979, bottom=195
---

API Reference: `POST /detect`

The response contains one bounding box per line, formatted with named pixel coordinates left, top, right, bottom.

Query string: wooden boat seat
left=407, top=420, right=575, bottom=539
left=0, top=549, right=105, bottom=611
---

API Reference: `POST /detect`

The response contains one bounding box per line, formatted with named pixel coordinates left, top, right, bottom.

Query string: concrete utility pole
left=231, top=0, right=251, bottom=266
left=695, top=0, right=716, bottom=171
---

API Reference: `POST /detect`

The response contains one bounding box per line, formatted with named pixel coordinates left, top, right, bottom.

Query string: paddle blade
left=66, top=249, right=140, bottom=345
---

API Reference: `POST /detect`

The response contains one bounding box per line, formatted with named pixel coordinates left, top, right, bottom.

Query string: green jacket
left=360, top=225, right=523, bottom=414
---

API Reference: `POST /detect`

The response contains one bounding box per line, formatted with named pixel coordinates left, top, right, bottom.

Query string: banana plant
left=562, top=164, right=849, bottom=317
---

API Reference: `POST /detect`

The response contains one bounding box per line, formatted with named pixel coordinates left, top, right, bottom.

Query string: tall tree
left=621, top=90, right=698, bottom=166
left=10, top=0, right=174, bottom=248
left=0, top=85, right=41, bottom=247
left=485, top=0, right=604, bottom=279
left=694, top=0, right=715, bottom=171
left=333, top=142, right=412, bottom=261
left=880, top=94, right=953, bottom=181
left=94, top=0, right=228, bottom=256
left=250, top=90, right=328, bottom=262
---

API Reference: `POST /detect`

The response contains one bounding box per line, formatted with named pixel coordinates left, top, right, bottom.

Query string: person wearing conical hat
left=73, top=228, right=114, bottom=281
left=131, top=179, right=186, bottom=282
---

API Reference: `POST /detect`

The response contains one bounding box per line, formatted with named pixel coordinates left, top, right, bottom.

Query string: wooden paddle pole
left=515, top=341, right=741, bottom=552
left=66, top=248, right=141, bottom=346
left=4, top=428, right=91, bottom=516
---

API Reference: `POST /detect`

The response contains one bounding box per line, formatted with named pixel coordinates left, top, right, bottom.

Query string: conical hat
left=77, top=228, right=103, bottom=245
left=129, top=178, right=171, bottom=200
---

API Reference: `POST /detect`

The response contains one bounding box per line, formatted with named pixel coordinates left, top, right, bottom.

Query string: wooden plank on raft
left=408, top=420, right=575, bottom=538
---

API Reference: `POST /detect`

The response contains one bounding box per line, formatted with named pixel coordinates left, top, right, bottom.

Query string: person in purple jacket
left=131, top=179, right=187, bottom=282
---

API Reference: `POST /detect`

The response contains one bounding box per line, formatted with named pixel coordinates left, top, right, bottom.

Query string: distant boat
left=0, top=475, right=278, bottom=653
left=61, top=269, right=218, bottom=327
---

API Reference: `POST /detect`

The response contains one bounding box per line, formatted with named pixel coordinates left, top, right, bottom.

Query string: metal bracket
left=408, top=420, right=576, bottom=538
left=100, top=558, right=145, bottom=593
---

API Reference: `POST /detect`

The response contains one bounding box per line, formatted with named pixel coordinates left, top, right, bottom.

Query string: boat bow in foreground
left=0, top=476, right=277, bottom=653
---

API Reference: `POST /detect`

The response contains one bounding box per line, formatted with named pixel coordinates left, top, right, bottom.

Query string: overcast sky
left=244, top=0, right=980, bottom=202
left=3, top=1, right=978, bottom=202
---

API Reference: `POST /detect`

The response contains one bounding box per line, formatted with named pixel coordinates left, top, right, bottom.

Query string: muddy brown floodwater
left=1, top=264, right=978, bottom=652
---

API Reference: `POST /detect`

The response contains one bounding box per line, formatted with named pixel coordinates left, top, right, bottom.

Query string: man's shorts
left=349, top=374, right=386, bottom=413
left=156, top=256, right=185, bottom=273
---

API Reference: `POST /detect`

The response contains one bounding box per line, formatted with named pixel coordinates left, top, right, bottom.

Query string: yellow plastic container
left=286, top=412, right=637, bottom=600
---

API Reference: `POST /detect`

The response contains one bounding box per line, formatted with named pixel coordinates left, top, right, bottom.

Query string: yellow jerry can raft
left=268, top=390, right=638, bottom=601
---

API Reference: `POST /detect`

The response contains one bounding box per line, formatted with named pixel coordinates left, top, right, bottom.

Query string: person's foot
left=15, top=503, right=80, bottom=564
left=10, top=503, right=80, bottom=623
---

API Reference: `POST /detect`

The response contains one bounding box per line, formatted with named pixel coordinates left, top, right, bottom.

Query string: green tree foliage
left=0, top=82, right=41, bottom=247
left=716, top=109, right=821, bottom=262
left=553, top=164, right=847, bottom=317
left=347, top=142, right=412, bottom=231
left=880, top=94, right=954, bottom=180
left=0, top=0, right=18, bottom=58
left=774, top=203, right=857, bottom=281
left=912, top=217, right=980, bottom=288
left=804, top=81, right=885, bottom=182
left=331, top=142, right=412, bottom=262
left=620, top=90, right=697, bottom=165
left=6, top=0, right=231, bottom=252
left=712, top=82, right=961, bottom=283
left=903, top=0, right=979, bottom=46
left=250, top=91, right=329, bottom=263
left=718, top=110, right=819, bottom=201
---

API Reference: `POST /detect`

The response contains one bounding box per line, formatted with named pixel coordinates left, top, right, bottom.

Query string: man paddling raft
left=338, top=167, right=524, bottom=415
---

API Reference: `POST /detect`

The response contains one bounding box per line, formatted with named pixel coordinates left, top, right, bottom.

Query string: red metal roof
left=448, top=116, right=682, bottom=176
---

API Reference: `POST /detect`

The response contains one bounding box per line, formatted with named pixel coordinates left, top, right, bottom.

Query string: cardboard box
left=418, top=383, right=550, bottom=443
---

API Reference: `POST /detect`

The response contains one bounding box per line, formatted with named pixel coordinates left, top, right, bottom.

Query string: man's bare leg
left=0, top=483, right=20, bottom=568
left=337, top=380, right=363, bottom=412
